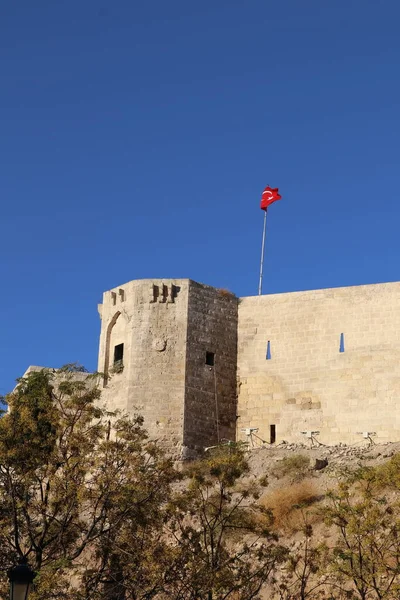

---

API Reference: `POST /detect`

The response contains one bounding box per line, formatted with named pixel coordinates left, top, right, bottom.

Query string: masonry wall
left=237, top=282, right=400, bottom=446
left=183, top=282, right=238, bottom=453
left=98, top=279, right=189, bottom=456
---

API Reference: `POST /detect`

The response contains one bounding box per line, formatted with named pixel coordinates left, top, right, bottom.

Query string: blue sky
left=1, top=0, right=400, bottom=393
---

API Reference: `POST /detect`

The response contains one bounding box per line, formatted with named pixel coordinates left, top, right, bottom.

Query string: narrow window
left=270, top=424, right=276, bottom=444
left=205, top=351, right=215, bottom=366
left=339, top=333, right=345, bottom=353
left=266, top=340, right=271, bottom=360
left=111, top=292, right=117, bottom=306
left=114, top=343, right=124, bottom=364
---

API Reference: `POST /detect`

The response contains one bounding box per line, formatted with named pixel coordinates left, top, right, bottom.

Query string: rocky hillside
left=240, top=441, right=400, bottom=598
left=245, top=440, right=400, bottom=531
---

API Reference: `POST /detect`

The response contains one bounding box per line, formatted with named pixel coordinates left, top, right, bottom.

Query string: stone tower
left=97, top=279, right=238, bottom=458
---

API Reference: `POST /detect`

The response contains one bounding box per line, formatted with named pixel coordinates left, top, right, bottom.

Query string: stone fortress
left=26, top=277, right=400, bottom=458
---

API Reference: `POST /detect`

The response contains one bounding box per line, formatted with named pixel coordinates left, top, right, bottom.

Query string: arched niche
left=103, top=311, right=121, bottom=386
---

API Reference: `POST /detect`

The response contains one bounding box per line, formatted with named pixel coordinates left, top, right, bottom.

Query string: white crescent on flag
left=262, top=190, right=273, bottom=200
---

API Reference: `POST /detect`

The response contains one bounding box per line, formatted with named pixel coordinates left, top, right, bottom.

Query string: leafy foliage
left=163, top=445, right=288, bottom=600
left=274, top=517, right=330, bottom=600
left=323, top=468, right=400, bottom=600
left=6, top=368, right=400, bottom=599
left=0, top=369, right=176, bottom=599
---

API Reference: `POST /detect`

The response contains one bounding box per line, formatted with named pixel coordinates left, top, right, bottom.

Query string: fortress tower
left=22, top=278, right=400, bottom=455
left=97, top=279, right=238, bottom=458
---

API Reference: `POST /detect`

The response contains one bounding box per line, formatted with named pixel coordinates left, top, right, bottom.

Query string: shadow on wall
left=103, top=311, right=121, bottom=386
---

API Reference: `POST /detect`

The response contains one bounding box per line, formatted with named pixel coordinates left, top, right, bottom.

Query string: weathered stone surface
left=183, top=282, right=238, bottom=452
left=237, top=281, right=400, bottom=447
left=97, top=279, right=238, bottom=458
left=22, top=278, right=400, bottom=457
left=98, top=280, right=189, bottom=457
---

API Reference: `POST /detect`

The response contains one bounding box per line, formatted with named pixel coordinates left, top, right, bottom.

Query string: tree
left=161, top=444, right=287, bottom=600
left=0, top=367, right=177, bottom=599
left=323, top=467, right=400, bottom=600
left=274, top=517, right=329, bottom=600
left=0, top=368, right=293, bottom=600
left=77, top=419, right=178, bottom=600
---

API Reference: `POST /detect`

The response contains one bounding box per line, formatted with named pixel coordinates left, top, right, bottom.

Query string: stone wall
left=98, top=279, right=189, bottom=456
left=237, top=282, right=400, bottom=446
left=98, top=279, right=238, bottom=458
left=183, top=282, right=238, bottom=454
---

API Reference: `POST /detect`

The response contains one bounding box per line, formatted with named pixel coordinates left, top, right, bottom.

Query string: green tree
left=0, top=368, right=176, bottom=600
left=323, top=468, right=400, bottom=600
left=162, top=445, right=287, bottom=600
left=78, top=419, right=178, bottom=600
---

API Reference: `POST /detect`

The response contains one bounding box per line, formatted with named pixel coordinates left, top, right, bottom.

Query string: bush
left=261, top=479, right=321, bottom=533
left=372, top=453, right=400, bottom=490
left=271, top=454, right=310, bottom=481
left=217, top=288, right=237, bottom=299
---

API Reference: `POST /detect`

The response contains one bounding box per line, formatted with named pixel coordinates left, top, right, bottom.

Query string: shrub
left=261, top=479, right=321, bottom=533
left=271, top=454, right=310, bottom=481
left=372, top=453, right=400, bottom=490
left=217, top=288, right=237, bottom=299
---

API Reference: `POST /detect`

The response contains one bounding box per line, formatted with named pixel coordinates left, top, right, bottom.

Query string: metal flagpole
left=258, top=209, right=267, bottom=295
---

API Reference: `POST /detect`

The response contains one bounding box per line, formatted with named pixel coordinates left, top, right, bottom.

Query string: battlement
left=98, top=279, right=183, bottom=318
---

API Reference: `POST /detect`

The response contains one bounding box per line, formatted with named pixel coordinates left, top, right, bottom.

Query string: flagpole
left=258, top=209, right=267, bottom=295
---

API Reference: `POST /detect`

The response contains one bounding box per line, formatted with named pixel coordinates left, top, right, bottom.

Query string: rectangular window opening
left=205, top=351, right=215, bottom=366
left=114, top=343, right=124, bottom=364
left=270, top=424, right=276, bottom=445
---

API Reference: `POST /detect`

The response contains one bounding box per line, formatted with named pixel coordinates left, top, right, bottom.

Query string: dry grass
left=261, top=479, right=323, bottom=533
left=217, top=288, right=237, bottom=299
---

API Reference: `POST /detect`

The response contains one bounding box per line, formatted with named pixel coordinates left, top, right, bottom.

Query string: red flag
left=260, top=186, right=281, bottom=211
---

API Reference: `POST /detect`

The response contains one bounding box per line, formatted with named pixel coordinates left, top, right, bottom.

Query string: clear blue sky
left=1, top=0, right=400, bottom=393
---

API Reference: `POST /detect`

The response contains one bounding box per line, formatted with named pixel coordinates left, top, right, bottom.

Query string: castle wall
left=237, top=282, right=400, bottom=446
left=183, top=283, right=238, bottom=453
left=98, top=280, right=189, bottom=456
left=22, top=277, right=400, bottom=455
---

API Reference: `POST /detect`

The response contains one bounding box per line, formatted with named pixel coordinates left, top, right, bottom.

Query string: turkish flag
left=260, top=186, right=281, bottom=210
